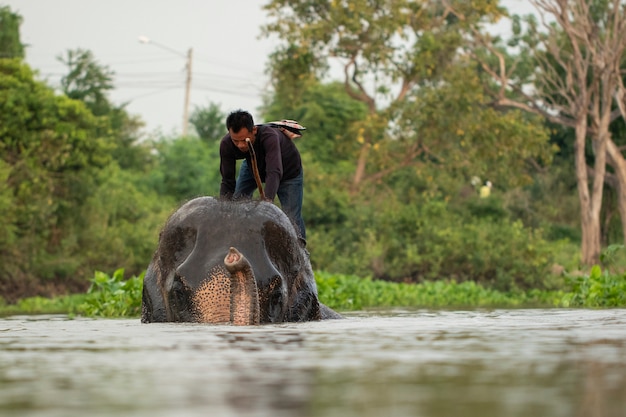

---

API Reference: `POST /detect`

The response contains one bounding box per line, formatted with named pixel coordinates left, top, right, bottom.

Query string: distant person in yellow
left=480, top=181, right=492, bottom=198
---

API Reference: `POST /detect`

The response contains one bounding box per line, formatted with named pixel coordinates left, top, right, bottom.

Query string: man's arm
left=219, top=137, right=237, bottom=198
left=262, top=129, right=283, bottom=201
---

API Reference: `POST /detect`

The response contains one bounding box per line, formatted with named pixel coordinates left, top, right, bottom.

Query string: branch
left=395, top=78, right=413, bottom=103
left=343, top=56, right=376, bottom=112
left=361, top=140, right=445, bottom=185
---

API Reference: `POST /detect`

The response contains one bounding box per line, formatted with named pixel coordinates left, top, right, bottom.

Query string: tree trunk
left=352, top=142, right=370, bottom=191
left=575, top=121, right=605, bottom=266
left=605, top=139, right=626, bottom=245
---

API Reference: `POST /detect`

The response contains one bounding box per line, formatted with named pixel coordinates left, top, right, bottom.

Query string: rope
left=246, top=138, right=265, bottom=200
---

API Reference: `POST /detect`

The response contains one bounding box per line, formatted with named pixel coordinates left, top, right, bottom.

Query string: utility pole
left=138, top=36, right=193, bottom=136
left=183, top=48, right=193, bottom=137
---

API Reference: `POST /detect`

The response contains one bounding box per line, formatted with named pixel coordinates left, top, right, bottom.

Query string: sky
left=5, top=0, right=532, bottom=137
left=7, top=0, right=279, bottom=136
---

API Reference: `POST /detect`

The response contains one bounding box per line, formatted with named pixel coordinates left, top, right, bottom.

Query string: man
left=219, top=110, right=306, bottom=240
left=480, top=181, right=492, bottom=198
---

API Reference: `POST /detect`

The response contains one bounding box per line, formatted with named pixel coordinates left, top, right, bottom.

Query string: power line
left=36, top=70, right=266, bottom=88
left=116, top=86, right=181, bottom=102
left=116, top=84, right=265, bottom=104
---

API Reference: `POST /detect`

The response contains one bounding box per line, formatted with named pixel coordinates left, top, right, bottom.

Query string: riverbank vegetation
left=1, top=266, right=625, bottom=318
left=2, top=2, right=626, bottom=311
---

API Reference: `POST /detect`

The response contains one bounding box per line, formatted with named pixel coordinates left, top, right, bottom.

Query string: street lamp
left=138, top=35, right=193, bottom=136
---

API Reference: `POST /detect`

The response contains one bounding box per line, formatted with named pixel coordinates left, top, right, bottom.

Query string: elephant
left=141, top=196, right=342, bottom=324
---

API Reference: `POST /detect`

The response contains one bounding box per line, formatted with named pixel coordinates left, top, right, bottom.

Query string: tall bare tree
left=447, top=0, right=626, bottom=265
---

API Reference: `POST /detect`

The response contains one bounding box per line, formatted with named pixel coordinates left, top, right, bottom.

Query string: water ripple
left=1, top=309, right=625, bottom=417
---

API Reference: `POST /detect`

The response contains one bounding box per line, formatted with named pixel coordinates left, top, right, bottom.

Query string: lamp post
left=138, top=35, right=193, bottom=136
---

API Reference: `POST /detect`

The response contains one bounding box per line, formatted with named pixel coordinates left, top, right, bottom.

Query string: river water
left=1, top=309, right=625, bottom=417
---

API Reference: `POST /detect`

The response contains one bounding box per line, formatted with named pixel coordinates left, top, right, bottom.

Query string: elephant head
left=141, top=197, right=341, bottom=325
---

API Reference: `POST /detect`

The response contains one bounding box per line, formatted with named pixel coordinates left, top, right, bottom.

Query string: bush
left=314, top=271, right=561, bottom=311
left=560, top=265, right=626, bottom=307
left=308, top=197, right=563, bottom=291
left=79, top=269, right=143, bottom=317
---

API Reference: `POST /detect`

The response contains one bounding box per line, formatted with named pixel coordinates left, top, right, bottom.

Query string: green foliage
left=0, top=58, right=113, bottom=283
left=144, top=136, right=221, bottom=202
left=4, top=266, right=625, bottom=319
left=58, top=48, right=115, bottom=116
left=263, top=59, right=556, bottom=292
left=387, top=63, right=554, bottom=190
left=561, top=266, right=626, bottom=308
left=264, top=43, right=326, bottom=106
left=315, top=271, right=562, bottom=311
left=0, top=6, right=618, bottom=309
left=189, top=101, right=226, bottom=142
left=0, top=294, right=88, bottom=317
left=265, top=81, right=368, bottom=165
left=261, top=0, right=546, bottom=195
left=556, top=244, right=626, bottom=307
left=502, top=160, right=580, bottom=234
left=308, top=190, right=564, bottom=291
left=0, top=159, right=16, bottom=252
left=0, top=59, right=112, bottom=171
left=599, top=244, right=625, bottom=270
left=0, top=6, right=24, bottom=59
left=79, top=269, right=143, bottom=317
left=262, top=0, right=505, bottom=87
left=57, top=48, right=149, bottom=171
left=73, top=163, right=173, bottom=278
left=0, top=270, right=143, bottom=318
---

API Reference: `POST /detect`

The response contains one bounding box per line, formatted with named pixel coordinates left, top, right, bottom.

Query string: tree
left=264, top=80, right=368, bottom=165
left=264, top=43, right=325, bottom=108
left=0, top=59, right=112, bottom=293
left=259, top=65, right=558, bottom=286
left=262, top=0, right=510, bottom=191
left=58, top=48, right=115, bottom=116
left=0, top=6, right=24, bottom=59
left=189, top=102, right=226, bottom=142
left=144, top=136, right=221, bottom=202
left=447, top=0, right=626, bottom=265
left=58, top=48, right=149, bottom=170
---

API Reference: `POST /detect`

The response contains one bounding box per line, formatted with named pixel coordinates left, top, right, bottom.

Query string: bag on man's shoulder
left=264, top=119, right=306, bottom=140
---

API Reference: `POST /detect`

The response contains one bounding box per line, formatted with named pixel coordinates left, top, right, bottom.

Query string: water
left=1, top=309, right=625, bottom=417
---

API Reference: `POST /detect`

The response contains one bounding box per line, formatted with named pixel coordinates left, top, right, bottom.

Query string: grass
left=0, top=293, right=89, bottom=317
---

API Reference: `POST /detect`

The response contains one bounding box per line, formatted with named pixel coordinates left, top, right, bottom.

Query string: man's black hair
left=226, top=110, right=254, bottom=133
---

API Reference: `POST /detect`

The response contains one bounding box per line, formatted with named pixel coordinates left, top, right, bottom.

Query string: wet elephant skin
left=141, top=197, right=341, bottom=325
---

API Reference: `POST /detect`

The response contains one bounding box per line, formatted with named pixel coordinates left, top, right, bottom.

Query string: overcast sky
left=7, top=0, right=279, bottom=136
left=6, top=0, right=531, bottom=137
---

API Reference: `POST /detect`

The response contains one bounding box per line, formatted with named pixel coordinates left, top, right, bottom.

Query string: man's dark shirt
left=219, top=125, right=302, bottom=200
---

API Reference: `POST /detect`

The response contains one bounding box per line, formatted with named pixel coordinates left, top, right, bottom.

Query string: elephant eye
left=172, top=279, right=183, bottom=293
left=267, top=275, right=284, bottom=321
left=171, top=276, right=192, bottom=314
left=270, top=286, right=283, bottom=306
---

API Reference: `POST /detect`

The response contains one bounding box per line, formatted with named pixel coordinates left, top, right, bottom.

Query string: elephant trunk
left=224, top=247, right=260, bottom=325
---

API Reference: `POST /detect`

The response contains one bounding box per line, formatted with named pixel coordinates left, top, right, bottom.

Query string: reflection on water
left=1, top=309, right=625, bottom=417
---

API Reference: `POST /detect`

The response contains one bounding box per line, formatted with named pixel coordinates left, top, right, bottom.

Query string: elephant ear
left=289, top=241, right=343, bottom=321
left=286, top=281, right=321, bottom=322
left=141, top=262, right=166, bottom=323
left=283, top=238, right=324, bottom=321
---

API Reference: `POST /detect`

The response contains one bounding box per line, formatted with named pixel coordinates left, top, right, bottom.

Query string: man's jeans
left=234, top=160, right=306, bottom=239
